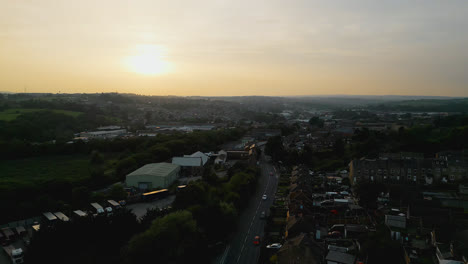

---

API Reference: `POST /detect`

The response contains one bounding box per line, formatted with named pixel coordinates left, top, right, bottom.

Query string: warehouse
left=126, top=163, right=181, bottom=190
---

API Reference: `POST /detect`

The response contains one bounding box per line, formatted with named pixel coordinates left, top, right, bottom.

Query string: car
left=269, top=172, right=273, bottom=176
left=266, top=243, right=282, bottom=249
left=253, top=236, right=260, bottom=245
left=327, top=231, right=342, bottom=238
left=262, top=194, right=267, bottom=200
left=260, top=211, right=266, bottom=219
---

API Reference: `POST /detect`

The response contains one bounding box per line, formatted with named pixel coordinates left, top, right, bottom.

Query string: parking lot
left=126, top=195, right=176, bottom=219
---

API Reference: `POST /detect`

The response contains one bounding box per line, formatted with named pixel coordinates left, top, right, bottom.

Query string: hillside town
left=0, top=93, right=468, bottom=263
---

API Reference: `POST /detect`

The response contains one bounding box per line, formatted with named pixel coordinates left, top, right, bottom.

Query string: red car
left=253, top=236, right=260, bottom=245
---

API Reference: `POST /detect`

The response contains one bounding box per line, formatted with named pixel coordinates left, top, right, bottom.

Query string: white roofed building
left=172, top=156, right=205, bottom=176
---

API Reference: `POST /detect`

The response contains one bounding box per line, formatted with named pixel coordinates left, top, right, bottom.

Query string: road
left=216, top=150, right=279, bottom=264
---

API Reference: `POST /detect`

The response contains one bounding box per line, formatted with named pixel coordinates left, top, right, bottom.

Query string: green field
left=0, top=108, right=83, bottom=121
left=0, top=155, right=90, bottom=186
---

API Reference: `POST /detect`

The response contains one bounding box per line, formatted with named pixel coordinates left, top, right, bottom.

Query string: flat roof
left=15, top=226, right=26, bottom=234
left=54, top=212, right=70, bottom=221
left=73, top=210, right=87, bottom=217
left=90, top=203, right=103, bottom=209
left=107, top=200, right=120, bottom=207
left=127, top=163, right=180, bottom=178
left=43, top=212, right=58, bottom=221
left=172, top=157, right=203, bottom=167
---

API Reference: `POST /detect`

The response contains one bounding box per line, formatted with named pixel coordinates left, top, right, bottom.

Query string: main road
left=216, top=148, right=279, bottom=264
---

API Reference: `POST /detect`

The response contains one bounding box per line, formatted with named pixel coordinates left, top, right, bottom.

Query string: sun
left=126, top=45, right=172, bottom=75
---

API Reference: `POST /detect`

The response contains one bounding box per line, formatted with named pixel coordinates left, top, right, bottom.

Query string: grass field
left=0, top=155, right=90, bottom=186
left=0, top=108, right=83, bottom=121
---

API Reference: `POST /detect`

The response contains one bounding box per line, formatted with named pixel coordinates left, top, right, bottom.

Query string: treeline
left=351, top=116, right=468, bottom=157
left=0, top=109, right=118, bottom=145
left=0, top=128, right=245, bottom=224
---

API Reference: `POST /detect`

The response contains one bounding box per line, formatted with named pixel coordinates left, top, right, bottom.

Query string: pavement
left=215, top=150, right=279, bottom=264
left=126, top=195, right=175, bottom=219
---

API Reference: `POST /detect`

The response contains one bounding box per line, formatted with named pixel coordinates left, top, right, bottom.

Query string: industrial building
left=126, top=163, right=181, bottom=190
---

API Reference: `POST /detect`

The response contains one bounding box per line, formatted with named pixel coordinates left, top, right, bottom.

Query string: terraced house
left=348, top=156, right=465, bottom=184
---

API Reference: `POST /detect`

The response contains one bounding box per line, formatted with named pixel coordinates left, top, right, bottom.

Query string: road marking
left=220, top=244, right=230, bottom=264
left=236, top=164, right=273, bottom=263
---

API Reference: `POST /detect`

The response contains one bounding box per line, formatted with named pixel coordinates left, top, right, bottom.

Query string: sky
left=1, top=0, right=468, bottom=96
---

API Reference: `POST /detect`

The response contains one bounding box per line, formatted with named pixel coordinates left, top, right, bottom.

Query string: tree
left=124, top=210, right=208, bottom=263
left=333, top=138, right=345, bottom=157
left=309, top=116, right=324, bottom=128
left=265, top=136, right=286, bottom=162
left=71, top=186, right=90, bottom=208
left=354, top=182, right=386, bottom=209
left=108, top=183, right=128, bottom=201
left=90, top=150, right=104, bottom=165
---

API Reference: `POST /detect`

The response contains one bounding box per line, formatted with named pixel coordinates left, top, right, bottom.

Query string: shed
left=126, top=163, right=181, bottom=190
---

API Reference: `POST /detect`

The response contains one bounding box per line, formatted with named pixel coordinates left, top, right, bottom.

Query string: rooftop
left=172, top=156, right=203, bottom=167
left=127, top=163, right=180, bottom=177
left=325, top=251, right=356, bottom=264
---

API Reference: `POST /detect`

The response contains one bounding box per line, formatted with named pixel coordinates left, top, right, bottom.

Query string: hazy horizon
left=2, top=0, right=468, bottom=96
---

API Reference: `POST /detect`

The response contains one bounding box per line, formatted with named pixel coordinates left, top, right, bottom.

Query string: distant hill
left=368, top=98, right=468, bottom=112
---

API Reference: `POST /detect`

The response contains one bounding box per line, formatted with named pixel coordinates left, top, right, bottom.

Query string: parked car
left=266, top=243, right=282, bottom=249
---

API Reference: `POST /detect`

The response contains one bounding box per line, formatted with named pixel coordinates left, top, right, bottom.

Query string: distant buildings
left=351, top=151, right=468, bottom=184
left=79, top=129, right=127, bottom=139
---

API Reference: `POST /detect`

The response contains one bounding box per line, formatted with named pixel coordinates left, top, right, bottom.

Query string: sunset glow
left=126, top=45, right=172, bottom=75
left=1, top=1, right=468, bottom=96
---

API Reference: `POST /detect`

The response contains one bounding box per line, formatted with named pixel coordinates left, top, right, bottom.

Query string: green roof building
left=126, top=163, right=181, bottom=190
